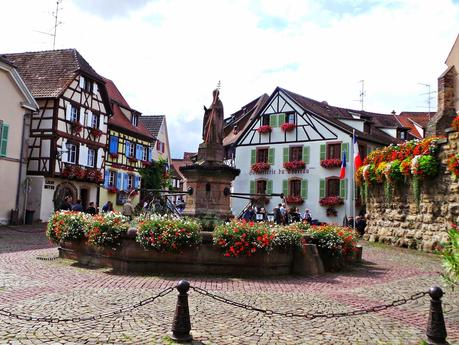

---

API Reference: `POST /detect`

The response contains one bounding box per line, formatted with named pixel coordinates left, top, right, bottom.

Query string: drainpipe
left=16, top=111, right=31, bottom=222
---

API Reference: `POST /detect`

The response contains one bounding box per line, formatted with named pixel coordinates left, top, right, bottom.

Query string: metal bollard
left=426, top=286, right=449, bottom=345
left=171, top=280, right=192, bottom=343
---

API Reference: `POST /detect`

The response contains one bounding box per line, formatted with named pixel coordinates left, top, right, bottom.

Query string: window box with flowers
left=280, top=122, right=296, bottom=132
left=128, top=157, right=138, bottom=163
left=251, top=162, right=270, bottom=173
left=109, top=153, right=119, bottom=159
left=319, top=196, right=344, bottom=217
left=90, top=128, right=102, bottom=138
left=320, top=158, right=342, bottom=169
left=142, top=160, right=151, bottom=167
left=283, top=160, right=305, bottom=171
left=61, top=165, right=86, bottom=180
left=86, top=169, right=103, bottom=183
left=256, top=125, right=272, bottom=134
left=70, top=121, right=83, bottom=134
left=285, top=195, right=304, bottom=205
left=107, top=186, right=117, bottom=194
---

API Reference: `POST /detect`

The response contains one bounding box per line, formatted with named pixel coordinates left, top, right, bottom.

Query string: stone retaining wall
left=364, top=127, right=459, bottom=251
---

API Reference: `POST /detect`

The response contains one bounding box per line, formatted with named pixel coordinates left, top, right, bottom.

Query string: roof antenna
left=353, top=80, right=365, bottom=111
left=34, top=0, right=63, bottom=49
left=418, top=83, right=436, bottom=120
left=216, top=80, right=221, bottom=90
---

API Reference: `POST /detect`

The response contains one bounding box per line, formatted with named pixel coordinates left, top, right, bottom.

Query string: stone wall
left=364, top=128, right=459, bottom=252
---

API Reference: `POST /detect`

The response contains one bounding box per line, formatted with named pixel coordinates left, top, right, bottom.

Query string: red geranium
left=452, top=115, right=459, bottom=131
left=257, top=125, right=272, bottom=134
left=320, top=158, right=342, bottom=168
left=447, top=154, right=459, bottom=179
left=319, top=196, right=344, bottom=207
left=128, top=157, right=138, bottom=163
left=285, top=196, right=304, bottom=205
left=284, top=160, right=305, bottom=171
left=280, top=123, right=296, bottom=132
left=107, top=186, right=117, bottom=193
left=251, top=162, right=270, bottom=173
left=90, top=128, right=102, bottom=138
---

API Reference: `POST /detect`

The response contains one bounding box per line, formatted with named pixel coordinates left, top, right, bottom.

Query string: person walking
left=303, top=209, right=312, bottom=224
left=102, top=201, right=113, bottom=213
left=122, top=198, right=134, bottom=220
left=86, top=202, right=97, bottom=215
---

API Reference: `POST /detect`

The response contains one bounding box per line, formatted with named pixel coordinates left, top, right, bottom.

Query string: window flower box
left=109, top=153, right=119, bottom=159
left=283, top=160, right=305, bottom=171
left=320, top=158, right=342, bottom=168
left=61, top=165, right=85, bottom=180
left=74, top=166, right=86, bottom=180
left=319, top=196, right=344, bottom=207
left=142, top=160, right=151, bottom=167
left=251, top=162, right=270, bottom=173
left=107, top=186, right=117, bottom=194
left=256, top=125, right=272, bottom=134
left=86, top=169, right=103, bottom=183
left=280, top=123, right=296, bottom=132
left=70, top=121, right=83, bottom=134
left=128, top=157, right=138, bottom=163
left=284, top=196, right=304, bottom=205
left=90, top=128, right=102, bottom=138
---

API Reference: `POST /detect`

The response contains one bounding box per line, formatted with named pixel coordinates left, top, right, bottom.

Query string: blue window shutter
left=109, top=136, right=118, bottom=154
left=104, top=169, right=110, bottom=188
left=134, top=175, right=140, bottom=188
left=122, top=173, right=127, bottom=191
left=136, top=144, right=142, bottom=160
left=125, top=141, right=131, bottom=157
left=149, top=147, right=153, bottom=161
left=116, top=172, right=122, bottom=190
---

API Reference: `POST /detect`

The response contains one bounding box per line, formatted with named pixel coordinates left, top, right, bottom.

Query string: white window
left=109, top=171, right=116, bottom=187
left=142, top=146, right=148, bottom=161
left=129, top=143, right=135, bottom=157
left=67, top=143, right=77, bottom=164
left=91, top=114, right=98, bottom=128
left=70, top=105, right=78, bottom=122
left=131, top=114, right=138, bottom=126
left=87, top=148, right=95, bottom=167
left=128, top=175, right=134, bottom=189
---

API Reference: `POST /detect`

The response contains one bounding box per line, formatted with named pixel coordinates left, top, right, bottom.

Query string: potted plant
left=320, top=158, right=342, bottom=168
left=283, top=160, right=305, bottom=171
left=257, top=125, right=272, bottom=134
left=280, top=123, right=296, bottom=132
left=251, top=162, right=270, bottom=173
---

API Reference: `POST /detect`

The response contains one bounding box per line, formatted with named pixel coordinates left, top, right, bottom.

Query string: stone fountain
left=179, top=89, right=240, bottom=222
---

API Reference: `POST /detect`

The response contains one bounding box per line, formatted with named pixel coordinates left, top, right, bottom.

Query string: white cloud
left=0, top=0, right=458, bottom=157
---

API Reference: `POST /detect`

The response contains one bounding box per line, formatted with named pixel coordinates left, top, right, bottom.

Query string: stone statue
left=202, top=89, right=224, bottom=145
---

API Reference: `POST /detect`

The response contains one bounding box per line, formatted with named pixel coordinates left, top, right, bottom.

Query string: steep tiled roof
left=223, top=94, right=269, bottom=146
left=103, top=78, right=153, bottom=140
left=139, top=115, right=165, bottom=139
left=2, top=49, right=103, bottom=98
left=278, top=87, right=403, bottom=145
left=397, top=112, right=432, bottom=139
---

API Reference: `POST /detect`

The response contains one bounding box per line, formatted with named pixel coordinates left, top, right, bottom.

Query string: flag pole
left=350, top=130, right=355, bottom=228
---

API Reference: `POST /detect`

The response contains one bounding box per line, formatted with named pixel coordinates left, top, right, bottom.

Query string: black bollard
left=426, top=286, right=449, bottom=345
left=171, top=280, right=192, bottom=343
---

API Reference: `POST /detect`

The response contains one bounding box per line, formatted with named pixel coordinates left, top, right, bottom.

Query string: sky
left=1, top=0, right=458, bottom=158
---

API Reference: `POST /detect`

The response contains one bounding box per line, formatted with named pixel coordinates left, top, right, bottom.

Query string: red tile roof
left=397, top=112, right=432, bottom=139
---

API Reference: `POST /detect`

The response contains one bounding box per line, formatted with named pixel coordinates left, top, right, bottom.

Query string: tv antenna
left=418, top=83, right=436, bottom=120
left=353, top=80, right=365, bottom=110
left=33, top=0, right=63, bottom=49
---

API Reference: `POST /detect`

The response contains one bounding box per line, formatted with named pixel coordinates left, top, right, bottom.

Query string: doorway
left=80, top=188, right=89, bottom=210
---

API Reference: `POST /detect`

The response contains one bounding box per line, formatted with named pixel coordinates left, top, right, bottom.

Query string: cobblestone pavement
left=0, top=224, right=458, bottom=345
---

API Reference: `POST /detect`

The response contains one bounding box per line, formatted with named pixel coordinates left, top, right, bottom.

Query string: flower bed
left=47, top=211, right=90, bottom=243
left=320, top=159, right=342, bottom=168
left=285, top=195, right=304, bottom=205
left=284, top=160, right=305, bottom=171
left=280, top=123, right=296, bottom=132
left=256, top=125, right=272, bottom=134
left=251, top=162, right=270, bottom=173
left=136, top=215, right=201, bottom=253
left=85, top=212, right=130, bottom=248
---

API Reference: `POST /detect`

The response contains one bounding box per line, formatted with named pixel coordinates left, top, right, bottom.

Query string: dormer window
left=131, top=114, right=138, bottom=126
left=398, top=129, right=407, bottom=140
left=79, top=76, right=93, bottom=93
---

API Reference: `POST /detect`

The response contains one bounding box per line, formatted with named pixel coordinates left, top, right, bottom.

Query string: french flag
left=340, top=151, right=346, bottom=179
left=354, top=135, right=362, bottom=171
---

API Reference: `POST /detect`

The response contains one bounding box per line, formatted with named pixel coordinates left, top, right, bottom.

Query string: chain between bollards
left=171, top=280, right=192, bottom=343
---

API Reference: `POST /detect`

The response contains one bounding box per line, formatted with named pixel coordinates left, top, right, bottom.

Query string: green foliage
left=138, top=157, right=171, bottom=192
left=440, top=225, right=459, bottom=289
left=136, top=214, right=201, bottom=253
left=417, top=154, right=439, bottom=177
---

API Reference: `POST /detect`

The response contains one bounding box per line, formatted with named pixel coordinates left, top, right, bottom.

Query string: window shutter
left=149, top=147, right=154, bottom=161
left=268, top=148, right=275, bottom=165
left=109, top=136, right=118, bottom=154
left=340, top=179, right=348, bottom=198
left=267, top=180, right=273, bottom=195
left=320, top=144, right=326, bottom=161
left=302, top=146, right=310, bottom=164
left=250, top=149, right=256, bottom=165
left=341, top=143, right=349, bottom=162
left=99, top=115, right=104, bottom=131
left=87, top=111, right=93, bottom=127
left=250, top=180, right=256, bottom=195
left=301, top=179, right=308, bottom=199
left=116, top=172, right=122, bottom=190
left=278, top=113, right=286, bottom=125
left=61, top=139, right=68, bottom=163
left=283, top=147, right=289, bottom=163
left=122, top=173, right=128, bottom=191
left=0, top=123, right=9, bottom=157
left=282, top=179, right=288, bottom=197
left=134, top=175, right=140, bottom=189
left=269, top=115, right=275, bottom=127
left=96, top=148, right=103, bottom=169
left=104, top=169, right=110, bottom=188
left=319, top=179, right=326, bottom=198
left=125, top=141, right=131, bottom=157
left=66, top=103, right=72, bottom=121
left=79, top=76, right=85, bottom=89
left=136, top=144, right=143, bottom=160
left=78, top=144, right=87, bottom=166
left=79, top=108, right=85, bottom=126
left=93, top=83, right=98, bottom=95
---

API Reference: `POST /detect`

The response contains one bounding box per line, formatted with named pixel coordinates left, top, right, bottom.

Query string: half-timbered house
left=4, top=49, right=111, bottom=221
left=0, top=56, right=38, bottom=224
left=102, top=78, right=154, bottom=211
left=230, top=87, right=404, bottom=222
